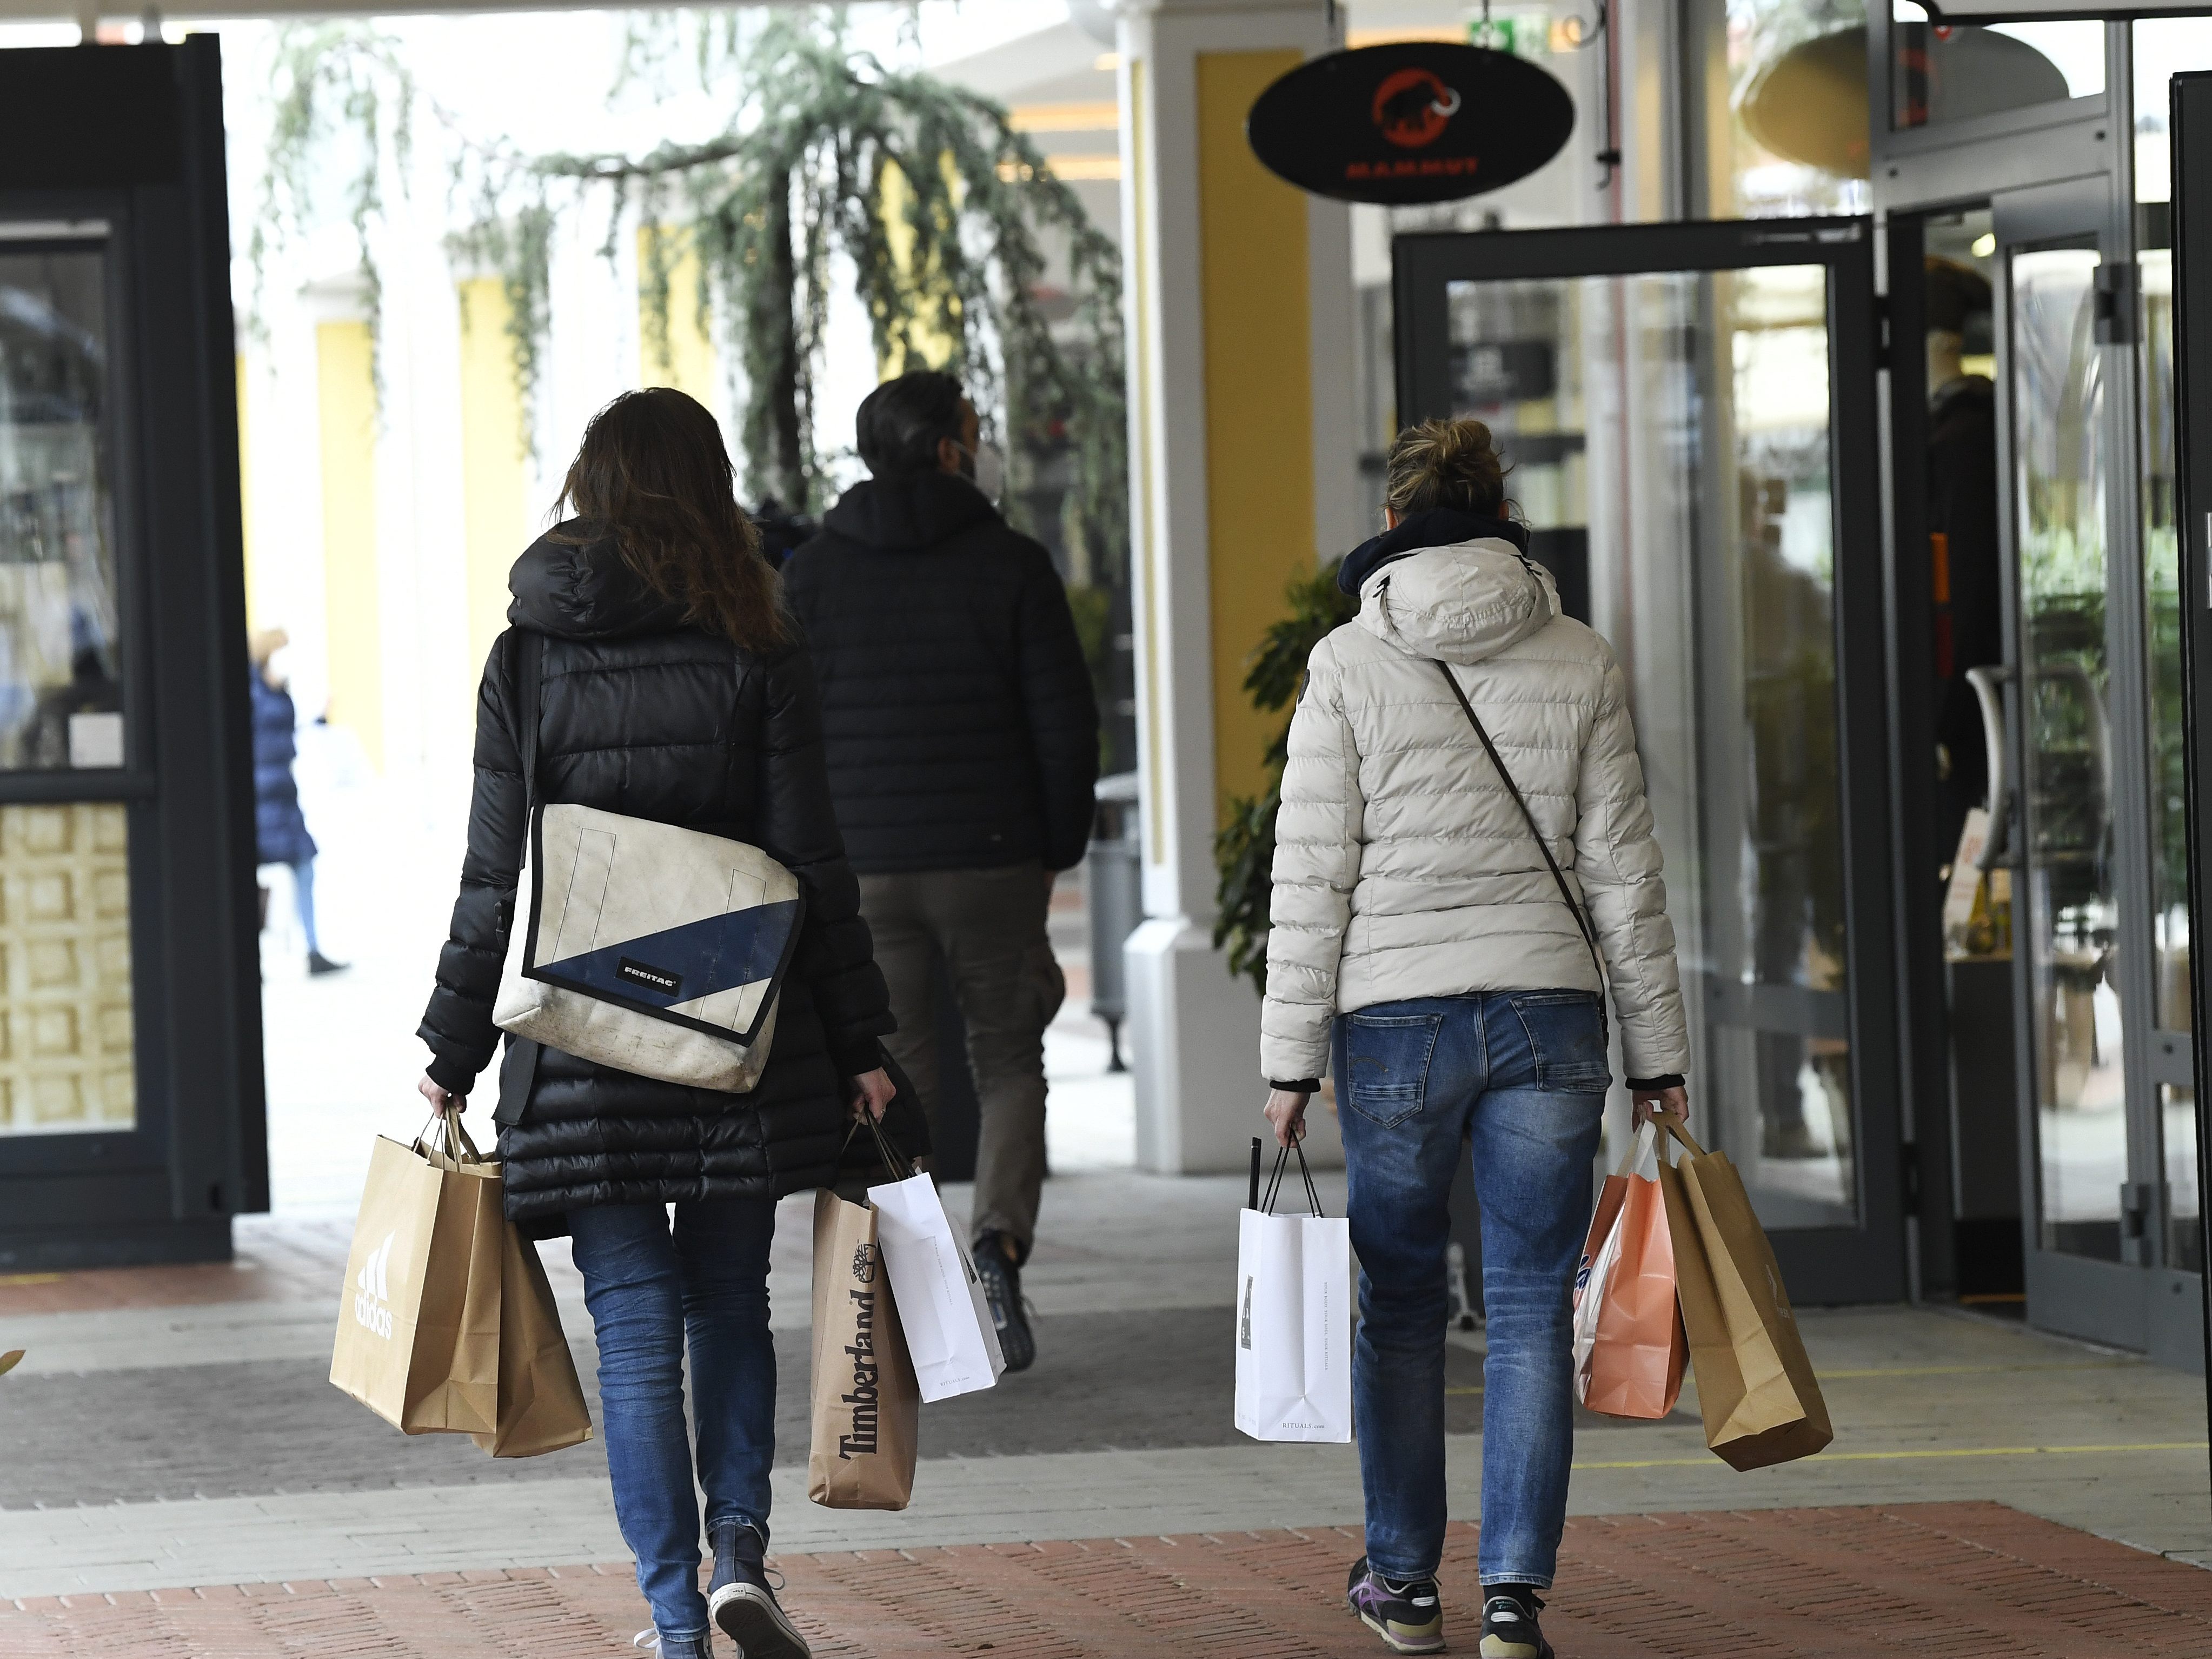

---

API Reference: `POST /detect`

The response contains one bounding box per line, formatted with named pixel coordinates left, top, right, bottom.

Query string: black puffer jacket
left=784, top=472, right=1099, bottom=873
left=417, top=526, right=899, bottom=1231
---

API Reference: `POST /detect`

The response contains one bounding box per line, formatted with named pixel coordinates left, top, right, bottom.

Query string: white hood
left=1354, top=539, right=1559, bottom=666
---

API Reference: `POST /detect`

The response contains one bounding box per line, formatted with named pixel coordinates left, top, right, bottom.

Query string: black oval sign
left=1247, top=43, right=1576, bottom=205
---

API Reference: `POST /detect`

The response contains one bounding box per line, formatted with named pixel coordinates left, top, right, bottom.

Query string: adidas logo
left=353, top=1232, right=395, bottom=1339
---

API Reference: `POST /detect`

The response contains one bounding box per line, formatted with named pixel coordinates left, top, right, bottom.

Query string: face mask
left=959, top=440, right=1007, bottom=504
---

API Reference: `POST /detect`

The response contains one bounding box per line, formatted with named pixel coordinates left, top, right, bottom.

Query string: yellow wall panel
left=459, top=280, right=530, bottom=688
left=316, top=320, right=381, bottom=772
left=1197, top=49, right=1315, bottom=820
left=637, top=227, right=717, bottom=408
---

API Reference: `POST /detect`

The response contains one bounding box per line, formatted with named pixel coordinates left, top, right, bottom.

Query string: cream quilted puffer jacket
left=1259, top=535, right=1691, bottom=1088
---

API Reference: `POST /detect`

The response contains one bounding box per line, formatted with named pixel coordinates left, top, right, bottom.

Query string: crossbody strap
left=1432, top=659, right=1609, bottom=1041
left=496, top=630, right=547, bottom=1130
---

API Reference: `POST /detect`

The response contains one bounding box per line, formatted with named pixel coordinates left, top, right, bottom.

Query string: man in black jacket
left=786, top=371, right=1099, bottom=1372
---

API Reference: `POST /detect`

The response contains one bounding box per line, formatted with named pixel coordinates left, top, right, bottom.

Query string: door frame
left=2156, top=71, right=2212, bottom=1396
left=1392, top=217, right=1903, bottom=1305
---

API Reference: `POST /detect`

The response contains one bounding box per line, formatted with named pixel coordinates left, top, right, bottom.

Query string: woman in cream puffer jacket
left=1263, top=418, right=1690, bottom=1659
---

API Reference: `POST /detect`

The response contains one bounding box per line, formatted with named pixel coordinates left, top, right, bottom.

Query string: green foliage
left=1213, top=560, right=1358, bottom=995
left=251, top=13, right=1127, bottom=582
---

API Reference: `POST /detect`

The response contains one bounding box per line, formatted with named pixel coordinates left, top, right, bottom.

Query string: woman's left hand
left=419, top=1073, right=464, bottom=1114
left=848, top=1067, right=896, bottom=1123
left=1633, top=1084, right=1689, bottom=1130
left=1264, top=1088, right=1310, bottom=1149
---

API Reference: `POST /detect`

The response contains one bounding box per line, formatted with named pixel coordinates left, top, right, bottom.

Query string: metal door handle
left=1964, top=665, right=2012, bottom=869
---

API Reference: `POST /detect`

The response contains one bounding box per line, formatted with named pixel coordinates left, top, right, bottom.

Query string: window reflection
left=1891, top=5, right=2101, bottom=131
left=0, top=247, right=122, bottom=772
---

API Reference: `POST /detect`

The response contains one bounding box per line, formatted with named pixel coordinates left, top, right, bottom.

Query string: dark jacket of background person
left=783, top=470, right=1100, bottom=874
left=249, top=667, right=318, bottom=867
left=416, top=526, right=900, bottom=1233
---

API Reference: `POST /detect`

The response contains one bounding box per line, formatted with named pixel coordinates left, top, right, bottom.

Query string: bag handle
left=1431, top=659, right=1609, bottom=1048
left=514, top=628, right=544, bottom=813
left=1650, top=1109, right=1706, bottom=1160
left=859, top=1112, right=919, bottom=1183
left=416, top=1103, right=485, bottom=1171
left=1259, top=1137, right=1326, bottom=1217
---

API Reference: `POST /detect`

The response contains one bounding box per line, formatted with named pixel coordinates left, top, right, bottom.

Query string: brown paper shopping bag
left=469, top=1219, right=594, bottom=1458
left=330, top=1110, right=503, bottom=1436
left=1655, top=1114, right=1832, bottom=1470
left=808, top=1189, right=919, bottom=1509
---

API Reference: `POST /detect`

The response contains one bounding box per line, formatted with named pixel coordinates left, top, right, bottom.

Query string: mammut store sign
left=1246, top=43, right=1575, bottom=205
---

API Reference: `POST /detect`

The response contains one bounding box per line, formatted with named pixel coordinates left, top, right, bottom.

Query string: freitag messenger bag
left=491, top=629, right=803, bottom=1098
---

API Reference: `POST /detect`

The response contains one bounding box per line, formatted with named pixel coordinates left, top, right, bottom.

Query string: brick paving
left=6, top=1504, right=2210, bottom=1657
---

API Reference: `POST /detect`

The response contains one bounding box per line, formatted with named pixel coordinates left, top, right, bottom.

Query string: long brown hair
left=554, top=388, right=790, bottom=651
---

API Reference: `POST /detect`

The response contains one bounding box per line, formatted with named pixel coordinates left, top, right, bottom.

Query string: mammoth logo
left=1372, top=67, right=1462, bottom=150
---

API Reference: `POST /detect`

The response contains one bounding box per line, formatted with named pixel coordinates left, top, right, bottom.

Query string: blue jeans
left=1334, top=991, right=1607, bottom=1589
left=568, top=1198, right=780, bottom=1643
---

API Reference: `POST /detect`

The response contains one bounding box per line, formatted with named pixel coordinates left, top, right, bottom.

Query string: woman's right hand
left=419, top=1073, right=464, bottom=1114
left=1264, top=1088, right=1310, bottom=1148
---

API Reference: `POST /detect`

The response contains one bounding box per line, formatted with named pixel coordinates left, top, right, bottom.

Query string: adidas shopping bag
left=491, top=631, right=803, bottom=1096
left=331, top=1109, right=503, bottom=1435
left=1235, top=1139, right=1352, bottom=1443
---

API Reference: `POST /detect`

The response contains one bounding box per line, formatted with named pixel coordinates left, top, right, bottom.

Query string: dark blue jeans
left=1334, top=991, right=1608, bottom=1589
left=568, top=1198, right=779, bottom=1643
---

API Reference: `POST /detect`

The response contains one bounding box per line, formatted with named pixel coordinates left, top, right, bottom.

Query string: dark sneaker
left=972, top=1232, right=1035, bottom=1373
left=1346, top=1556, right=1444, bottom=1654
left=1479, top=1585, right=1553, bottom=1659
left=706, top=1521, right=809, bottom=1659
left=307, top=951, right=349, bottom=976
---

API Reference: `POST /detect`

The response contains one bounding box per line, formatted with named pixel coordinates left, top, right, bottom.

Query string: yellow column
left=1197, top=48, right=1316, bottom=817
left=459, top=280, right=530, bottom=684
left=316, top=321, right=382, bottom=772
left=637, top=227, right=718, bottom=406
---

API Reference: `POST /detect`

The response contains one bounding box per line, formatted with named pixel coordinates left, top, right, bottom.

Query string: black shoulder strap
left=515, top=628, right=543, bottom=808
left=496, top=629, right=546, bottom=1131
left=1432, top=659, right=1609, bottom=1038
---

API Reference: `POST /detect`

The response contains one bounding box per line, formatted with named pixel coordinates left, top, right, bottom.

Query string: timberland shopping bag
left=1234, top=1140, right=1352, bottom=1443
left=864, top=1122, right=1004, bottom=1404
left=808, top=1189, right=920, bottom=1509
left=1655, top=1114, right=1833, bottom=1470
left=491, top=631, right=803, bottom=1095
left=1572, top=1120, right=1688, bottom=1421
left=330, top=1110, right=503, bottom=1436
left=469, top=1218, right=593, bottom=1458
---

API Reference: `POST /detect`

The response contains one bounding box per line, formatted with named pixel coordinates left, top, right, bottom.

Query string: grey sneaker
left=1479, top=1584, right=1553, bottom=1658
left=1346, top=1556, right=1444, bottom=1654
left=973, top=1232, right=1035, bottom=1373
left=633, top=1630, right=712, bottom=1659
left=707, top=1520, right=810, bottom=1659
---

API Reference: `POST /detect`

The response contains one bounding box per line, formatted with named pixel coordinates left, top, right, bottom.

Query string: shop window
left=1890, top=4, right=2101, bottom=132
left=1699, top=0, right=1871, bottom=218
left=2134, top=19, right=2212, bottom=204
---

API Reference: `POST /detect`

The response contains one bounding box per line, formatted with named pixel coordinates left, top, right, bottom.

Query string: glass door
left=1992, top=182, right=2168, bottom=1351
left=1395, top=220, right=1902, bottom=1304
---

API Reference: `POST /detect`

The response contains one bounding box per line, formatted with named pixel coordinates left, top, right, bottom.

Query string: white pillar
left=1116, top=0, right=1358, bottom=1172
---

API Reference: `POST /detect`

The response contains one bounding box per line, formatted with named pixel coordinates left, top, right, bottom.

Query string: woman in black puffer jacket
left=416, top=388, right=899, bottom=1659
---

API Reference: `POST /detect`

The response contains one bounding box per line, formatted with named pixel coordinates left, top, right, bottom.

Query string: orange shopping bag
left=1571, top=1119, right=1688, bottom=1420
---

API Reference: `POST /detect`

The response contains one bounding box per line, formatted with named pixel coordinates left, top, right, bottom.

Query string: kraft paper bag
left=863, top=1117, right=1004, bottom=1404
left=469, top=1219, right=593, bottom=1458
left=330, top=1112, right=502, bottom=1436
left=1572, top=1120, right=1688, bottom=1421
left=1655, top=1114, right=1832, bottom=1470
left=808, top=1190, right=919, bottom=1509
left=1234, top=1144, right=1352, bottom=1444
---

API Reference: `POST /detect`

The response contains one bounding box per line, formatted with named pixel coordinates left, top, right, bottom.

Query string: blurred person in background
left=783, top=369, right=1099, bottom=1374
left=250, top=628, right=345, bottom=977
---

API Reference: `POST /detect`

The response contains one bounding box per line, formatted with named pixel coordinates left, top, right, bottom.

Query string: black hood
left=508, top=522, right=690, bottom=640
left=1337, top=507, right=1529, bottom=596
left=822, top=470, right=999, bottom=550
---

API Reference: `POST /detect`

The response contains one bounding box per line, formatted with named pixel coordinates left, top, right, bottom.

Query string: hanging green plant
left=251, top=13, right=1126, bottom=588
left=1213, top=560, right=1359, bottom=994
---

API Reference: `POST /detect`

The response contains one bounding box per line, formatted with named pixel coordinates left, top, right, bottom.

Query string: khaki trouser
left=859, top=862, right=1064, bottom=1255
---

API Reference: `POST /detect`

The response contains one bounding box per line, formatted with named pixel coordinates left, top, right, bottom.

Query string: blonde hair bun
left=1382, top=416, right=1514, bottom=520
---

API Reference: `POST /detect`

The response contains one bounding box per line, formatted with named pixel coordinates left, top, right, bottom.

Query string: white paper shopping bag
left=1233, top=1142, right=1351, bottom=1443
left=866, top=1127, right=1005, bottom=1405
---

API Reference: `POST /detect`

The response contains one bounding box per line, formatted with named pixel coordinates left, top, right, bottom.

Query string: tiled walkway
left=8, top=1507, right=2212, bottom=1657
